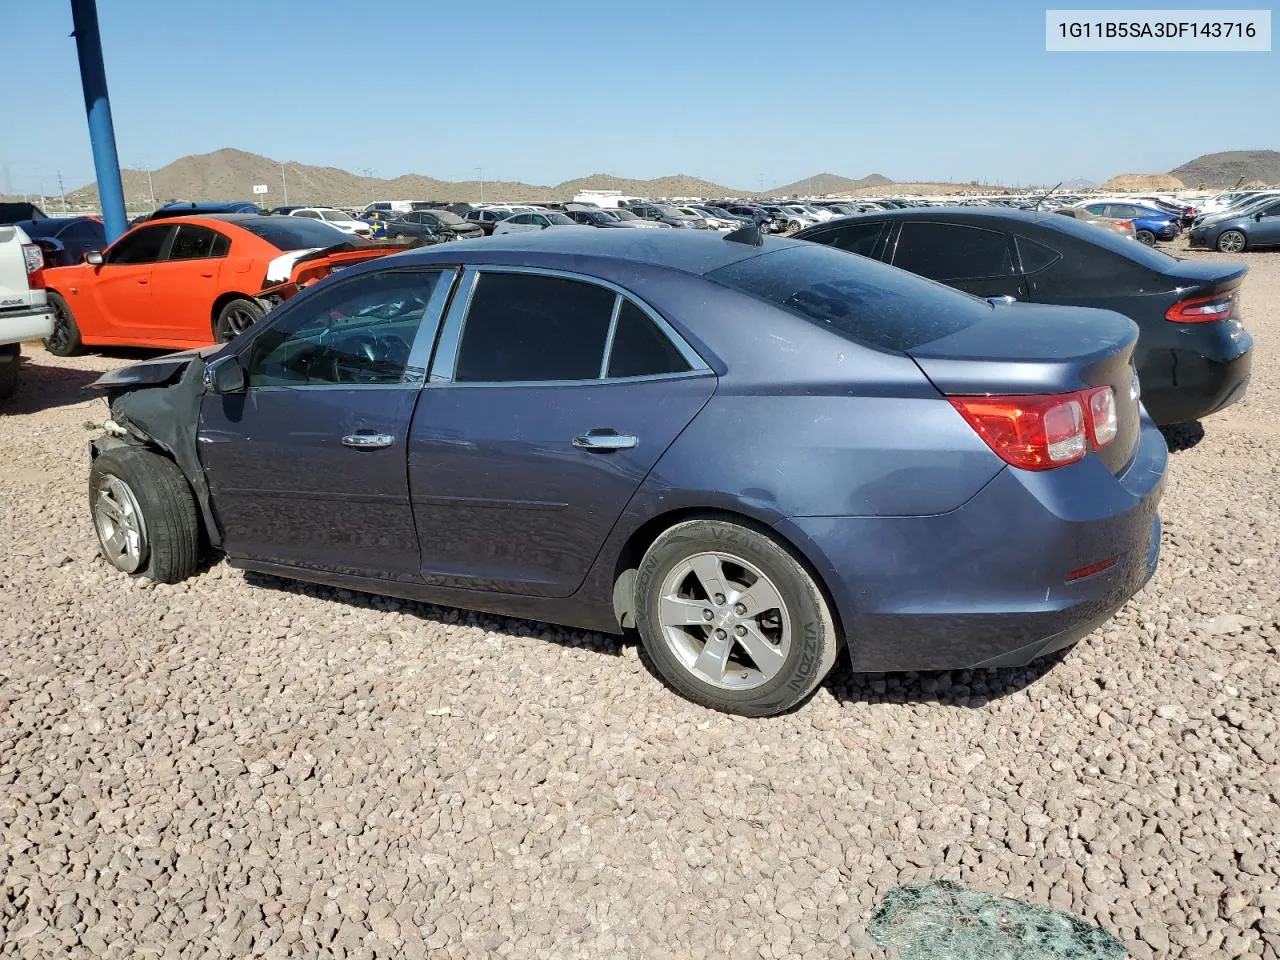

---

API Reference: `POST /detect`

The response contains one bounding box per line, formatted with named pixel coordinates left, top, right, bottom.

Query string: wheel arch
left=608, top=506, right=847, bottom=647
left=210, top=291, right=264, bottom=336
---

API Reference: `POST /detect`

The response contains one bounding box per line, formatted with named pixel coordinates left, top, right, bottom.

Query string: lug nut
left=733, top=603, right=747, bottom=615
left=702, top=609, right=714, bottom=621
left=735, top=625, right=747, bottom=637
left=713, top=593, right=726, bottom=605
left=714, top=628, right=727, bottom=640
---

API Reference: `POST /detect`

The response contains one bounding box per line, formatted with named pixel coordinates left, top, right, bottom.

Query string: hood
left=89, top=346, right=220, bottom=391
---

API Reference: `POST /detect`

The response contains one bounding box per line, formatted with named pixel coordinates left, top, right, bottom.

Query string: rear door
left=1251, top=199, right=1280, bottom=245
left=887, top=220, right=1025, bottom=300
left=148, top=223, right=229, bottom=342
left=407, top=267, right=715, bottom=597
left=86, top=224, right=175, bottom=339
left=199, top=267, right=456, bottom=579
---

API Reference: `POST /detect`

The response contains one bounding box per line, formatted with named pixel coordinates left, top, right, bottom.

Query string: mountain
left=57, top=148, right=747, bottom=209
left=1101, top=173, right=1185, bottom=192
left=1061, top=177, right=1098, bottom=190
left=1169, top=150, right=1280, bottom=189
left=766, top=172, right=895, bottom=196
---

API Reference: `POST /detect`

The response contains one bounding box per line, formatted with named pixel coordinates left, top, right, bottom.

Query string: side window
left=534, top=215, right=549, bottom=226
left=297, top=210, right=322, bottom=219
left=106, top=226, right=173, bottom=265
left=167, top=225, right=219, bottom=260
left=210, top=232, right=230, bottom=257
left=245, top=270, right=452, bottom=388
left=606, top=300, right=692, bottom=378
left=512, top=214, right=531, bottom=225
left=1015, top=236, right=1061, bottom=275
left=892, top=222, right=1014, bottom=281
left=1263, top=202, right=1280, bottom=217
left=810, top=221, right=886, bottom=258
left=454, top=273, right=615, bottom=383
left=1084, top=204, right=1107, bottom=216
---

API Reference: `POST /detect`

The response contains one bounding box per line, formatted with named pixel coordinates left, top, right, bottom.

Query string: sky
left=1, top=0, right=1275, bottom=194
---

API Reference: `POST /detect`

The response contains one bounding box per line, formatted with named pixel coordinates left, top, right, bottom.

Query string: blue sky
left=1, top=0, right=1275, bottom=192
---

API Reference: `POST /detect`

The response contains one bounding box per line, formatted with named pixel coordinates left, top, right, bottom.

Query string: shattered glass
left=869, top=881, right=1128, bottom=960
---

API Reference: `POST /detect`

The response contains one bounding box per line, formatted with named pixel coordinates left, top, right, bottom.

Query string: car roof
left=390, top=226, right=802, bottom=277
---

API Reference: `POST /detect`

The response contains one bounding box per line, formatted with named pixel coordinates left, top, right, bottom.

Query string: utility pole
left=280, top=161, right=289, bottom=205
left=57, top=170, right=68, bottom=212
left=475, top=166, right=483, bottom=203
left=146, top=166, right=155, bottom=208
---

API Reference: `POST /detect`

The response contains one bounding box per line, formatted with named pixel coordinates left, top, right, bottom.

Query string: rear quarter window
left=706, top=243, right=990, bottom=353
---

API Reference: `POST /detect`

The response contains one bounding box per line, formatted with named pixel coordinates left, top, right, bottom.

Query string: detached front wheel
left=90, top=446, right=203, bottom=582
left=634, top=519, right=840, bottom=716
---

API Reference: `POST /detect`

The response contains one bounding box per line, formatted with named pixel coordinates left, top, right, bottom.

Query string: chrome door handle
left=573, top=433, right=637, bottom=451
left=342, top=433, right=395, bottom=450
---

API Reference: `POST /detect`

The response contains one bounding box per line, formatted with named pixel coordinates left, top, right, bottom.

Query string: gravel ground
left=2, top=241, right=1278, bottom=960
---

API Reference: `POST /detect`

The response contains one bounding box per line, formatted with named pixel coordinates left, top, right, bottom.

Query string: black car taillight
left=1165, top=291, right=1238, bottom=323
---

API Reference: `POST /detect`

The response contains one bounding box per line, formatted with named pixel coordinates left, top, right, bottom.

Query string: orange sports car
left=40, top=214, right=411, bottom=355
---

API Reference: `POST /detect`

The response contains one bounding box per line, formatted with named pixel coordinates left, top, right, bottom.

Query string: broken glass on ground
left=869, top=880, right=1128, bottom=960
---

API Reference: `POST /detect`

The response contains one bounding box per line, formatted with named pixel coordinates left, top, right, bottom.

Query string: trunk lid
left=1163, top=259, right=1248, bottom=297
left=908, top=301, right=1141, bottom=474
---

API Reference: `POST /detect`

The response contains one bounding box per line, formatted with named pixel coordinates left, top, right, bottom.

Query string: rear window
left=236, top=217, right=361, bottom=250
left=1039, top=214, right=1180, bottom=269
left=707, top=244, right=988, bottom=353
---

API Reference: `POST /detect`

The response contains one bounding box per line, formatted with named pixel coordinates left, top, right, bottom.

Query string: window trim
left=233, top=266, right=460, bottom=393
left=428, top=265, right=711, bottom=387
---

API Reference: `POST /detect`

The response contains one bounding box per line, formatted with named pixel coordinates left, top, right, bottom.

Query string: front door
left=408, top=269, right=715, bottom=597
left=889, top=220, right=1026, bottom=300
left=198, top=267, right=457, bottom=580
left=88, top=223, right=175, bottom=339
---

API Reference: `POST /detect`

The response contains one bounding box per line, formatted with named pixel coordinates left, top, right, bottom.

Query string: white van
left=571, top=190, right=645, bottom=209
left=362, top=200, right=415, bottom=215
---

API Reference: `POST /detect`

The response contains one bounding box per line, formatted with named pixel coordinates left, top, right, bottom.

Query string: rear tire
left=1217, top=230, right=1247, bottom=254
left=0, top=351, right=18, bottom=400
left=633, top=519, right=839, bottom=717
left=213, top=297, right=265, bottom=343
left=89, top=446, right=204, bottom=583
left=43, top=292, right=84, bottom=357
left=1135, top=229, right=1156, bottom=246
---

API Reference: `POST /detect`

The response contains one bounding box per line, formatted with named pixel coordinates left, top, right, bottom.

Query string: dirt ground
left=1, top=240, right=1277, bottom=959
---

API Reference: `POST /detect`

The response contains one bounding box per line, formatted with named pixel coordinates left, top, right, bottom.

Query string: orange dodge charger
left=40, top=214, right=409, bottom=354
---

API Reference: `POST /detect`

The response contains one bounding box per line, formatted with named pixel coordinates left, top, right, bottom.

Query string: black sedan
left=565, top=209, right=633, bottom=228
left=794, top=209, right=1252, bottom=426
left=14, top=216, right=106, bottom=267
left=387, top=210, right=484, bottom=242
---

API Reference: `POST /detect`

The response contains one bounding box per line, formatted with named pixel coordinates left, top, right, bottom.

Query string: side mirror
left=1256, top=212, right=1265, bottom=221
left=85, top=250, right=104, bottom=265
left=203, top=355, right=246, bottom=395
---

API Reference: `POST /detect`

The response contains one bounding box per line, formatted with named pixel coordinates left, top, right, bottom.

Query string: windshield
left=428, top=211, right=466, bottom=225
left=655, top=205, right=685, bottom=217
left=546, top=213, right=575, bottom=225
left=610, top=209, right=638, bottom=220
left=235, top=217, right=358, bottom=250
left=321, top=210, right=354, bottom=222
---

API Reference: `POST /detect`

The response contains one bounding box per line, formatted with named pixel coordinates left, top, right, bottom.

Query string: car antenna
left=1032, top=181, right=1063, bottom=211
left=724, top=223, right=764, bottom=246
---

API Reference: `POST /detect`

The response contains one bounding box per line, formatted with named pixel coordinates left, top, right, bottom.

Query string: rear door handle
left=573, top=433, right=637, bottom=451
left=342, top=433, right=395, bottom=450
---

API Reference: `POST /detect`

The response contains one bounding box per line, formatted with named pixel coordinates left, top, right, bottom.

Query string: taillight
left=1165, top=291, right=1237, bottom=323
left=1085, top=385, right=1117, bottom=447
left=21, top=243, right=42, bottom=274
left=950, top=386, right=1117, bottom=471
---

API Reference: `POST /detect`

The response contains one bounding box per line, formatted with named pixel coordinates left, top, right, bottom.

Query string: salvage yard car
left=794, top=209, right=1253, bottom=427
left=40, top=214, right=412, bottom=351
left=86, top=229, right=1165, bottom=716
left=0, top=222, right=54, bottom=399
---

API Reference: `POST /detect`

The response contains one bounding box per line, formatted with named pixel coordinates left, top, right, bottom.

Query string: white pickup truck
left=0, top=222, right=55, bottom=399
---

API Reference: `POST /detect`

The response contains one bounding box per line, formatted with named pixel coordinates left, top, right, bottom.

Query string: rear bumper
left=1138, top=329, right=1252, bottom=425
left=776, top=421, right=1166, bottom=673
left=0, top=305, right=55, bottom=344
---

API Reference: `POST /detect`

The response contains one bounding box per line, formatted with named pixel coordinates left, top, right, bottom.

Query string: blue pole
left=70, top=0, right=127, bottom=242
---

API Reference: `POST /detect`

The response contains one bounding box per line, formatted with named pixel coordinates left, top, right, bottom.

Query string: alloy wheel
left=220, top=307, right=257, bottom=340
left=1218, top=231, right=1246, bottom=254
left=657, top=551, right=792, bottom=690
left=92, top=474, right=147, bottom=573
left=46, top=303, right=71, bottom=353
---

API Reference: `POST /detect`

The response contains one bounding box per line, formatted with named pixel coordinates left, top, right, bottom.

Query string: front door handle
left=573, top=432, right=638, bottom=451
left=342, top=432, right=395, bottom=450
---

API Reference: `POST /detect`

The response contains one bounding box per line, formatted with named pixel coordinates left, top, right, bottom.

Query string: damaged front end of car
left=89, top=349, right=222, bottom=548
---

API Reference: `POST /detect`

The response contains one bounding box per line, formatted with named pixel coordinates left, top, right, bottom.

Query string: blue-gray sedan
left=87, top=228, right=1166, bottom=715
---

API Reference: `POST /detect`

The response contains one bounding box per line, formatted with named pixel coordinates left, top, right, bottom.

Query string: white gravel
left=2, top=241, right=1278, bottom=960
